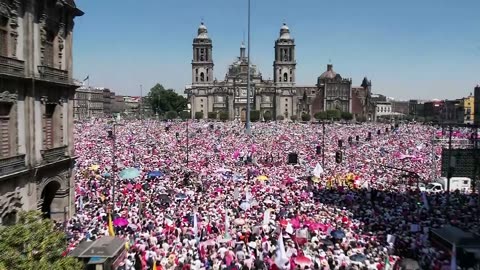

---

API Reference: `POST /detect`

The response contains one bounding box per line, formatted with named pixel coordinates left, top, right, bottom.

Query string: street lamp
left=245, top=0, right=252, bottom=135
left=111, top=123, right=124, bottom=210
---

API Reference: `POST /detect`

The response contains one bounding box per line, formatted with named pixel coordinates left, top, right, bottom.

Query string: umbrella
left=175, top=193, right=188, bottom=200
left=234, top=218, right=246, bottom=225
left=294, top=256, right=313, bottom=268
left=349, top=254, right=367, bottom=263
left=257, top=175, right=268, bottom=181
left=127, top=224, right=138, bottom=231
left=148, top=170, right=163, bottom=178
left=240, top=202, right=250, bottom=211
left=113, top=218, right=129, bottom=227
left=396, top=258, right=421, bottom=270
left=89, top=164, right=100, bottom=171
left=331, top=229, right=346, bottom=239
left=319, top=239, right=334, bottom=247
left=119, top=168, right=141, bottom=180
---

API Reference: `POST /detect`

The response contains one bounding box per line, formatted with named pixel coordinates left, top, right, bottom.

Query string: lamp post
left=111, top=123, right=124, bottom=210
left=322, top=121, right=326, bottom=168
left=245, top=0, right=252, bottom=135
left=186, top=120, right=189, bottom=168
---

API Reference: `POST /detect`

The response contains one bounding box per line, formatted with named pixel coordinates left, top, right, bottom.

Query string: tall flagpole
left=245, top=0, right=251, bottom=135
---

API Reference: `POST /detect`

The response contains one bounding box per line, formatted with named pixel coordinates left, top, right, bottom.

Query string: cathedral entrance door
left=241, top=108, right=247, bottom=122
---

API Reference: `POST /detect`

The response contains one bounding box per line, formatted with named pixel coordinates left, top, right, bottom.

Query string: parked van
left=425, top=177, right=471, bottom=193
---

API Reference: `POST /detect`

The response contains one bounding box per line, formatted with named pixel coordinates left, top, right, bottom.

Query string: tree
left=263, top=111, right=272, bottom=121
left=314, top=111, right=327, bottom=120
left=195, top=111, right=204, bottom=120
left=207, top=112, right=217, bottom=120
left=165, top=111, right=178, bottom=120
left=326, top=110, right=341, bottom=120
left=276, top=115, right=285, bottom=121
left=219, top=111, right=229, bottom=121
left=147, top=84, right=187, bottom=115
left=250, top=110, right=260, bottom=122
left=0, top=211, right=84, bottom=270
left=290, top=115, right=298, bottom=121
left=356, top=115, right=367, bottom=122
left=341, top=112, right=353, bottom=121
left=179, top=111, right=190, bottom=120
left=301, top=113, right=311, bottom=121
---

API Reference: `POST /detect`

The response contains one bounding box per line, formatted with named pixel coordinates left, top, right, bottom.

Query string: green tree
left=263, top=111, right=272, bottom=121
left=195, top=111, right=204, bottom=120
left=326, top=110, right=341, bottom=120
left=314, top=111, right=327, bottom=120
left=179, top=111, right=190, bottom=120
left=219, top=111, right=229, bottom=121
left=276, top=115, right=285, bottom=121
left=341, top=112, right=353, bottom=121
left=0, top=211, right=84, bottom=270
left=356, top=115, right=367, bottom=122
left=165, top=111, right=178, bottom=119
left=250, top=110, right=260, bottom=122
left=301, top=113, right=311, bottom=121
left=290, top=115, right=298, bottom=121
left=208, top=112, right=217, bottom=120
left=147, top=84, right=187, bottom=115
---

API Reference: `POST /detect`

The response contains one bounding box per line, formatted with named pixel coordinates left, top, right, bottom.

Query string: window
left=285, top=99, right=288, bottom=102
left=0, top=29, right=7, bottom=56
left=200, top=99, right=203, bottom=103
left=283, top=73, right=288, bottom=82
left=200, top=104, right=203, bottom=108
left=44, top=31, right=55, bottom=67
left=200, top=72, right=205, bottom=82
left=205, top=50, right=209, bottom=61
left=0, top=103, right=12, bottom=158
left=43, top=104, right=56, bottom=149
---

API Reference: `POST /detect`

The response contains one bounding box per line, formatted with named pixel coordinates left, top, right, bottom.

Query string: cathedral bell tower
left=192, top=22, right=214, bottom=85
left=273, top=23, right=296, bottom=85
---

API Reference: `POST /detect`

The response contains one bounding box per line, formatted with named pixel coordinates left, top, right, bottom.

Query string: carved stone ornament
left=58, top=23, right=65, bottom=67
left=58, top=97, right=67, bottom=105
left=0, top=91, right=18, bottom=103
left=39, top=14, right=47, bottom=65
left=0, top=187, right=23, bottom=219
left=40, top=96, right=49, bottom=104
left=8, top=0, right=20, bottom=58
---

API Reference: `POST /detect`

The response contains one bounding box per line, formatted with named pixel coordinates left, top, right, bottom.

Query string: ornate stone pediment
left=0, top=187, right=23, bottom=220
left=0, top=91, right=17, bottom=103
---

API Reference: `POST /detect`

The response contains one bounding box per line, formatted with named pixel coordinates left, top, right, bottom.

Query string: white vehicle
left=425, top=177, right=471, bottom=193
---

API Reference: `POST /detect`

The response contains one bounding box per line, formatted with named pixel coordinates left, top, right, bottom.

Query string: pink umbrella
left=113, top=217, right=129, bottom=227
left=294, top=256, right=312, bottom=268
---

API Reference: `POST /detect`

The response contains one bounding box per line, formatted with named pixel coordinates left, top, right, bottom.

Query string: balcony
left=0, top=155, right=27, bottom=177
left=0, top=56, right=25, bottom=77
left=213, top=103, right=226, bottom=108
left=37, top=66, right=69, bottom=83
left=41, top=146, right=68, bottom=163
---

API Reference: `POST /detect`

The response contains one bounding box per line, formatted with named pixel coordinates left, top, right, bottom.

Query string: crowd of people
left=67, top=119, right=480, bottom=270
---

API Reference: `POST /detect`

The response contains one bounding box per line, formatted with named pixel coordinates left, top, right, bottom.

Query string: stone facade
left=185, top=23, right=373, bottom=120
left=0, top=0, right=83, bottom=223
left=73, top=86, right=105, bottom=119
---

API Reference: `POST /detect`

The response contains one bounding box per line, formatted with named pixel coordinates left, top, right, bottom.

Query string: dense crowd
left=67, top=120, right=480, bottom=270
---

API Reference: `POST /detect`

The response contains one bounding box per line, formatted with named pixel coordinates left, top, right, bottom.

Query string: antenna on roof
left=243, top=30, right=245, bottom=44
left=201, top=17, right=204, bottom=24
left=329, top=58, right=332, bottom=64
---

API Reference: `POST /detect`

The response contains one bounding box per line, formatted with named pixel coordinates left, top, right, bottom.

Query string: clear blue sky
left=73, top=0, right=480, bottom=100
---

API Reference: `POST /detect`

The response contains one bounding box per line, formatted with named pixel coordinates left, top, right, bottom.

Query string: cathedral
left=185, top=22, right=373, bottom=121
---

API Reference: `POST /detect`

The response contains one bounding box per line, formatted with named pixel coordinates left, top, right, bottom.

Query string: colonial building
left=185, top=22, right=373, bottom=120
left=73, top=86, right=105, bottom=119
left=0, top=0, right=83, bottom=224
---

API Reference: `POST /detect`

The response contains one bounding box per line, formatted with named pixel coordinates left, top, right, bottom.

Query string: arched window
left=200, top=72, right=205, bottom=82
left=283, top=72, right=288, bottom=82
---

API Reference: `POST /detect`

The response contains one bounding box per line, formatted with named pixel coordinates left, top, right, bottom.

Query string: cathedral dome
left=197, top=22, right=209, bottom=39
left=279, top=23, right=291, bottom=40
left=319, top=64, right=337, bottom=79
